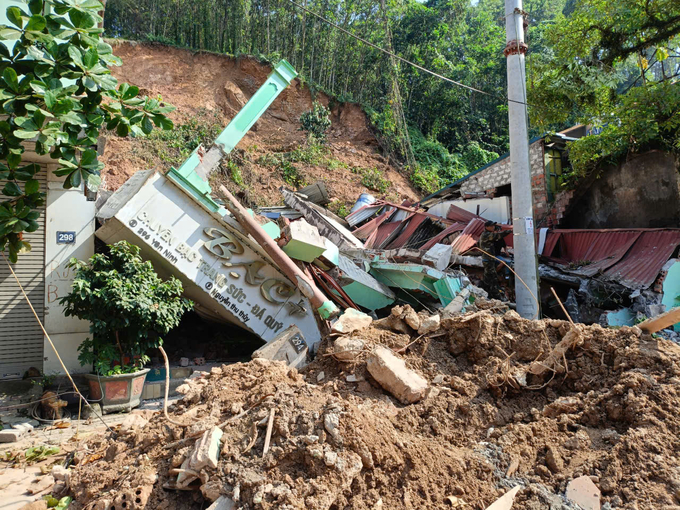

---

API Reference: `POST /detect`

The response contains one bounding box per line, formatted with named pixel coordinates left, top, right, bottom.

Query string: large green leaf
left=2, top=182, right=22, bottom=196
left=6, top=6, right=25, bottom=29
left=2, top=67, right=19, bottom=92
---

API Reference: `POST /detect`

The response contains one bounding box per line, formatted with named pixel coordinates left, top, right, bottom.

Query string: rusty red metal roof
left=447, top=204, right=483, bottom=223
left=451, top=218, right=487, bottom=255
left=543, top=228, right=680, bottom=289
left=420, top=222, right=467, bottom=251
left=366, top=221, right=404, bottom=249
left=352, top=207, right=395, bottom=240
left=604, top=230, right=680, bottom=288
left=385, top=214, right=429, bottom=250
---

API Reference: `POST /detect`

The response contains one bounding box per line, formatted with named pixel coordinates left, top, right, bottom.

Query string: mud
left=101, top=41, right=420, bottom=207
left=69, top=310, right=680, bottom=510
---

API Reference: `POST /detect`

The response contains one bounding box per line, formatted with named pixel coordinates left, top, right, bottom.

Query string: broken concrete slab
left=192, top=427, right=223, bottom=470
left=366, top=346, right=429, bottom=404
left=281, top=188, right=364, bottom=251
left=333, top=337, right=366, bottom=361
left=443, top=288, right=471, bottom=316
left=331, top=308, right=373, bottom=335
left=566, top=475, right=601, bottom=510
left=252, top=325, right=308, bottom=368
left=422, top=243, right=453, bottom=271
left=281, top=218, right=327, bottom=262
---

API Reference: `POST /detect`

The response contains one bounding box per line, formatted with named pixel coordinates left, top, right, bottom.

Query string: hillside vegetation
left=101, top=41, right=421, bottom=211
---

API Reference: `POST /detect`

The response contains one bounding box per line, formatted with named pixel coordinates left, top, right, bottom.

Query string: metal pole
left=504, top=0, right=540, bottom=318
left=217, top=185, right=339, bottom=320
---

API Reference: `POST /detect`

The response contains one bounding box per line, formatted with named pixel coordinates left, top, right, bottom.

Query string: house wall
left=564, top=151, right=680, bottom=229
left=428, top=197, right=511, bottom=224
left=459, top=140, right=547, bottom=220
left=43, top=167, right=96, bottom=375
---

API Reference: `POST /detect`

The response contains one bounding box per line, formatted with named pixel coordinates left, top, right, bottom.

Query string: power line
left=283, top=0, right=532, bottom=107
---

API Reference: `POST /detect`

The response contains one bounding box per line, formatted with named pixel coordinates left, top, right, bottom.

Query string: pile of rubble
left=67, top=304, right=680, bottom=510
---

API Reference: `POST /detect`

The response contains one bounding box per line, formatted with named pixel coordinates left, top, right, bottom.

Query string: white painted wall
left=428, top=197, right=511, bottom=224
left=43, top=167, right=95, bottom=375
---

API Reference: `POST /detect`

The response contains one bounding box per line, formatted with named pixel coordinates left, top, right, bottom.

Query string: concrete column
left=504, top=0, right=540, bottom=318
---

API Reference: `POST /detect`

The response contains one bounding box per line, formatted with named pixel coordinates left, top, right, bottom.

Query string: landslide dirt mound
left=101, top=41, right=420, bottom=208
left=69, top=310, right=680, bottom=510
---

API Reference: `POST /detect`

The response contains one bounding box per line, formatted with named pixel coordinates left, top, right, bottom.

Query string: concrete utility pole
left=504, top=0, right=540, bottom=319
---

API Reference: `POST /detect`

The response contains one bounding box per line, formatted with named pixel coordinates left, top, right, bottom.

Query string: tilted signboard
left=96, top=172, right=322, bottom=346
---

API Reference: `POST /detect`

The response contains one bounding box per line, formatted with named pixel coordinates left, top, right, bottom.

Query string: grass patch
left=141, top=109, right=223, bottom=166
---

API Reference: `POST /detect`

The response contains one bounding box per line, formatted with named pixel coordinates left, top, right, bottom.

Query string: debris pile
left=69, top=307, right=680, bottom=509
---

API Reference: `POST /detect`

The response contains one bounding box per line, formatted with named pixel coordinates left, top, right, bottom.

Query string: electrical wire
left=283, top=0, right=533, bottom=107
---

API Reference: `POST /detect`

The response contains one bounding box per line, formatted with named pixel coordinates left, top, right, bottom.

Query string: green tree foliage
left=0, top=0, right=175, bottom=262
left=102, top=0, right=567, bottom=188
left=60, top=241, right=193, bottom=376
left=529, top=0, right=680, bottom=178
left=299, top=100, right=331, bottom=142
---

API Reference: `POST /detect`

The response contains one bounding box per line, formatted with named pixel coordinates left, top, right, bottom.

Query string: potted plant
left=60, top=241, right=193, bottom=414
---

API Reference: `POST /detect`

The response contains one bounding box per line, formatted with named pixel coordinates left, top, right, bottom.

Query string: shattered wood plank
left=637, top=306, right=680, bottom=334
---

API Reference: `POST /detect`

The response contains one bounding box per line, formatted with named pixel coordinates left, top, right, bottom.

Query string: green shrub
left=288, top=142, right=325, bottom=164
left=360, top=167, right=390, bottom=194
left=410, top=165, right=440, bottom=194
left=281, top=161, right=305, bottom=187
left=60, top=241, right=193, bottom=376
left=300, top=101, right=332, bottom=142
left=144, top=110, right=222, bottom=165
left=256, top=153, right=283, bottom=167
left=226, top=160, right=244, bottom=186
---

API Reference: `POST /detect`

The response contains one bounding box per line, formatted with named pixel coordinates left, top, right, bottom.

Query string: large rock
left=418, top=314, right=440, bottom=335
left=366, top=346, right=429, bottom=404
left=333, top=337, right=366, bottom=361
left=331, top=309, right=373, bottom=335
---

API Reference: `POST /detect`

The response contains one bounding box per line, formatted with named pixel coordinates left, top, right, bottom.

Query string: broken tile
left=566, top=475, right=601, bottom=510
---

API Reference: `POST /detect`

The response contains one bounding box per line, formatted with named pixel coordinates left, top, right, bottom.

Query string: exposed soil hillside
left=101, top=41, right=420, bottom=209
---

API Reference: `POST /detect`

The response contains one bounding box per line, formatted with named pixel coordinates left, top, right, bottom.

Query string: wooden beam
left=637, top=307, right=680, bottom=334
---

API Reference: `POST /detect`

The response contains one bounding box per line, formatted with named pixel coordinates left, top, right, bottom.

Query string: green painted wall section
left=340, top=281, right=395, bottom=311
left=662, top=260, right=680, bottom=332
left=434, top=277, right=462, bottom=306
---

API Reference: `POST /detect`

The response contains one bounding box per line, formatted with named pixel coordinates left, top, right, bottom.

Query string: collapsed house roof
left=542, top=228, right=680, bottom=289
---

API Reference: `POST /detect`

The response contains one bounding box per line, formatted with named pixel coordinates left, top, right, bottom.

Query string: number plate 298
left=56, top=231, right=76, bottom=244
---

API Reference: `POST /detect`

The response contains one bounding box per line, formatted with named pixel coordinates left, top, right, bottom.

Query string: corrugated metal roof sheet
left=451, top=218, right=487, bottom=255
left=447, top=204, right=483, bottom=224
left=560, top=231, right=643, bottom=277
left=366, top=221, right=404, bottom=249
left=346, top=204, right=383, bottom=227
left=351, top=207, right=395, bottom=240
left=385, top=214, right=429, bottom=250
left=604, top=230, right=680, bottom=289
left=544, top=228, right=680, bottom=289
left=420, top=222, right=466, bottom=251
